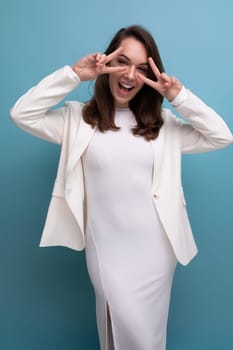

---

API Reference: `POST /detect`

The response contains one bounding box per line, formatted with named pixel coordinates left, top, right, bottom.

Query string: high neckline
left=115, top=107, right=131, bottom=112
left=114, top=108, right=136, bottom=128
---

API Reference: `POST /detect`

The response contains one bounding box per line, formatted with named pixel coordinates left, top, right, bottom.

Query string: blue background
left=1, top=0, right=233, bottom=349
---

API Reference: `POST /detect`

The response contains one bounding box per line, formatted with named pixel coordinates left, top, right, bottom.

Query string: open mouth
left=118, top=82, right=134, bottom=93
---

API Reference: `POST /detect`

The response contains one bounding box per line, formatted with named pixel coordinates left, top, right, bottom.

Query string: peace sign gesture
left=72, top=47, right=126, bottom=81
left=138, top=57, right=182, bottom=101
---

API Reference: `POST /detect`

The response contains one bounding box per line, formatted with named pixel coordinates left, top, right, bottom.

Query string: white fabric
left=82, top=109, right=177, bottom=350
left=9, top=66, right=233, bottom=265
left=170, top=85, right=188, bottom=107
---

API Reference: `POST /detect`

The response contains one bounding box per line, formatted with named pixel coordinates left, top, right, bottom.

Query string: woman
left=10, top=25, right=233, bottom=350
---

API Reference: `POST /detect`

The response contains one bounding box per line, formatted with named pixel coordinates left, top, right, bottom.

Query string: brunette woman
left=10, top=25, right=233, bottom=350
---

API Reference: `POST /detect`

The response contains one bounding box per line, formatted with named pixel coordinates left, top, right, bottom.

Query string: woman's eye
left=117, top=58, right=127, bottom=65
left=138, top=67, right=148, bottom=75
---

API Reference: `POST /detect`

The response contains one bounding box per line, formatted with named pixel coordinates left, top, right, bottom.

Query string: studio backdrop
left=0, top=0, right=233, bottom=349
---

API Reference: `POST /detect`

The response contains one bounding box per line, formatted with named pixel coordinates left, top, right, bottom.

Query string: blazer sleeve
left=9, top=65, right=81, bottom=145
left=172, top=89, right=233, bottom=154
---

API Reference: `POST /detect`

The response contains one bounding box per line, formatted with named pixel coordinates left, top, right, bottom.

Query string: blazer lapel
left=150, top=126, right=165, bottom=193
left=66, top=117, right=96, bottom=177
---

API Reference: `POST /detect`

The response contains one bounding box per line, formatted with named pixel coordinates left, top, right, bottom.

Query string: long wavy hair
left=82, top=25, right=165, bottom=141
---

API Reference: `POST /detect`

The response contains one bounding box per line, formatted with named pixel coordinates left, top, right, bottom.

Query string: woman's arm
left=10, top=66, right=80, bottom=144
left=10, top=48, right=126, bottom=144
left=171, top=88, right=233, bottom=153
left=138, top=58, right=233, bottom=153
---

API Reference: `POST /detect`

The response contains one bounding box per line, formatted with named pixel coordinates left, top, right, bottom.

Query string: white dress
left=82, top=108, right=177, bottom=350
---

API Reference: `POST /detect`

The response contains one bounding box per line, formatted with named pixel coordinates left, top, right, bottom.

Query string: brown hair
left=82, top=25, right=165, bottom=141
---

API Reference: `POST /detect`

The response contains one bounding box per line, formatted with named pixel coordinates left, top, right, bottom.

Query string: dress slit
left=85, top=223, right=117, bottom=350
left=106, top=302, right=115, bottom=350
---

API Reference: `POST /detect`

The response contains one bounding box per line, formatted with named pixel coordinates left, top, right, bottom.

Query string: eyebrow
left=118, top=54, right=149, bottom=67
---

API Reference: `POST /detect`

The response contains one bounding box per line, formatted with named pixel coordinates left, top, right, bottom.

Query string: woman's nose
left=125, top=66, right=136, bottom=81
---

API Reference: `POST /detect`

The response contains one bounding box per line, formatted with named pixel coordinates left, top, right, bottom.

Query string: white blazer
left=10, top=66, right=233, bottom=265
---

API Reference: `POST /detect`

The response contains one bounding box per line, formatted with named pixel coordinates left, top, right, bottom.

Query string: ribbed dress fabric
left=82, top=108, right=177, bottom=350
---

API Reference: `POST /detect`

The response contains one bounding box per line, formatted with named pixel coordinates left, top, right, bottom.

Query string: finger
left=87, top=53, right=100, bottom=63
left=137, top=72, right=157, bottom=89
left=170, top=76, right=177, bottom=84
left=94, top=53, right=102, bottom=61
left=105, top=46, right=123, bottom=63
left=97, top=54, right=107, bottom=65
left=170, top=76, right=181, bottom=87
left=103, top=66, right=127, bottom=74
left=160, top=72, right=170, bottom=83
left=148, top=57, right=161, bottom=80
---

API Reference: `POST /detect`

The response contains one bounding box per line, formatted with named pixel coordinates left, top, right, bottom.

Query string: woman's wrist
left=71, top=65, right=84, bottom=81
left=170, top=86, right=188, bottom=107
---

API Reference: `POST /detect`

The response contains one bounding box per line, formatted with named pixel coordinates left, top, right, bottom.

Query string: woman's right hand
left=72, top=47, right=126, bottom=81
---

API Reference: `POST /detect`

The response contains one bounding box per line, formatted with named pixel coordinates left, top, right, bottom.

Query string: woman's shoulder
left=161, top=107, right=182, bottom=126
left=64, top=100, right=85, bottom=120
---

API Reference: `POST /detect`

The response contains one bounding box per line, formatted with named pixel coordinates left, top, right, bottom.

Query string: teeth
left=120, top=83, right=133, bottom=89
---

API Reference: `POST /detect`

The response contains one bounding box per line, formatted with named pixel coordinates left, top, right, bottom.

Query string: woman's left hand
left=137, top=57, right=182, bottom=101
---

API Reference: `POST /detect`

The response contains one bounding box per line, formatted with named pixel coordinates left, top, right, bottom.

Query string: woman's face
left=109, top=37, right=148, bottom=108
